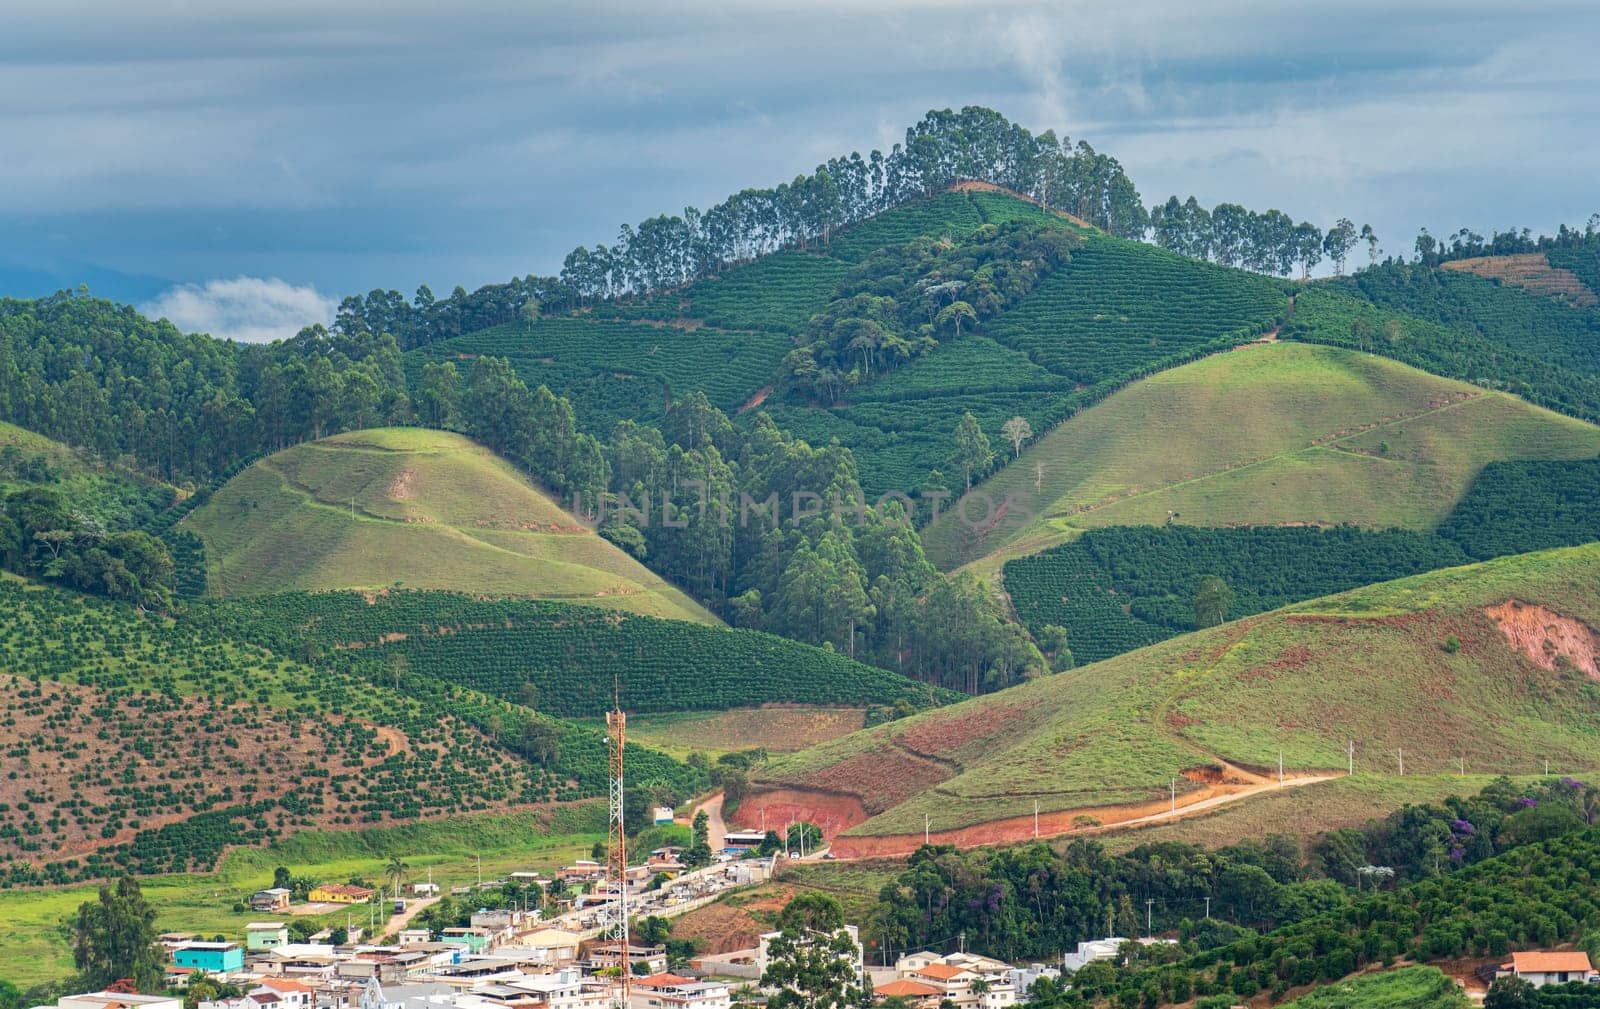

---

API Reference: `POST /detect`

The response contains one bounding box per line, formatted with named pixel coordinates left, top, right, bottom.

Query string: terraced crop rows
left=412, top=318, right=790, bottom=431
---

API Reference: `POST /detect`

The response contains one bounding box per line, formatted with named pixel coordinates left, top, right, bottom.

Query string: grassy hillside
left=924, top=342, right=1600, bottom=573
left=0, top=574, right=696, bottom=886
left=1006, top=457, right=1600, bottom=666
left=182, top=427, right=713, bottom=622
left=758, top=542, right=1600, bottom=838
left=189, top=590, right=957, bottom=718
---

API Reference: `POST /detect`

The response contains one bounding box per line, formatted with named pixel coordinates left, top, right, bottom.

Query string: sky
left=2, top=0, right=1597, bottom=342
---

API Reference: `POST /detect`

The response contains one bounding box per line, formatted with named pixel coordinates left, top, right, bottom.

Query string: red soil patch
left=1486, top=599, right=1600, bottom=677
left=791, top=747, right=954, bottom=813
left=1443, top=254, right=1599, bottom=306
left=893, top=702, right=1029, bottom=758
left=674, top=884, right=795, bottom=953
left=739, top=385, right=774, bottom=413
left=733, top=790, right=870, bottom=838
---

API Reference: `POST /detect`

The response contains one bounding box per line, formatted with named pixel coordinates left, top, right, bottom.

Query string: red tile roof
left=875, top=980, right=943, bottom=998
left=636, top=974, right=696, bottom=989
left=1512, top=951, right=1596, bottom=974
left=914, top=963, right=971, bottom=981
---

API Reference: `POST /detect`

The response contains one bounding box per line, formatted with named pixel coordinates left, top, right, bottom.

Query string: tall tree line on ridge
left=331, top=106, right=1149, bottom=348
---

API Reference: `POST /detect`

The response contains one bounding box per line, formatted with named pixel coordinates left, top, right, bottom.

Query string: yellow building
left=307, top=883, right=375, bottom=904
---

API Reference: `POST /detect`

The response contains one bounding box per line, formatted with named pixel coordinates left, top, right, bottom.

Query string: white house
left=1500, top=951, right=1599, bottom=988
left=1063, top=938, right=1128, bottom=972
left=630, top=973, right=731, bottom=1009
left=893, top=952, right=942, bottom=977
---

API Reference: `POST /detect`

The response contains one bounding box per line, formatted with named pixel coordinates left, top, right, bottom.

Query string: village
left=40, top=817, right=1600, bottom=1009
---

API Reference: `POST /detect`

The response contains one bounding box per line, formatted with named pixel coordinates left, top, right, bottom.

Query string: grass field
left=1094, top=773, right=1555, bottom=855
left=1278, top=967, right=1467, bottom=1008
left=758, top=542, right=1600, bottom=837
left=923, top=342, right=1600, bottom=574
left=0, top=809, right=604, bottom=987
left=616, top=707, right=871, bottom=759
left=183, top=427, right=714, bottom=623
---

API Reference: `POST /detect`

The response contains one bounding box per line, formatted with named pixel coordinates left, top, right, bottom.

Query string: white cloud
left=141, top=276, right=336, bottom=343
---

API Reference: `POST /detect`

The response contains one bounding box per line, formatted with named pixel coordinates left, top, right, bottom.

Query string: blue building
left=173, top=941, right=245, bottom=974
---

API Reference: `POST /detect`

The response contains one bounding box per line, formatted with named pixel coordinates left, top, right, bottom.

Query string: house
left=1063, top=938, right=1128, bottom=972
left=872, top=980, right=943, bottom=1008
left=308, top=883, right=375, bottom=904
left=1499, top=951, right=1599, bottom=988
left=398, top=928, right=434, bottom=946
left=174, top=941, right=246, bottom=974
left=893, top=952, right=942, bottom=977
left=248, top=980, right=313, bottom=1009
left=630, top=973, right=730, bottom=1009
left=58, top=993, right=183, bottom=1009
left=440, top=927, right=493, bottom=954
left=409, top=882, right=441, bottom=897
left=723, top=830, right=768, bottom=849
left=516, top=928, right=583, bottom=966
left=588, top=940, right=669, bottom=976
left=250, top=888, right=293, bottom=912
left=247, top=923, right=291, bottom=951
left=653, top=806, right=675, bottom=826
left=909, top=962, right=977, bottom=998
left=558, top=860, right=604, bottom=884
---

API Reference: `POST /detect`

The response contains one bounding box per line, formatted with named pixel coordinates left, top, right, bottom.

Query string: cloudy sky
left=3, top=0, right=1597, bottom=341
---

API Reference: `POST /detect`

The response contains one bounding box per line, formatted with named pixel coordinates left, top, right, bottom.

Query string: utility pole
left=1146, top=899, right=1154, bottom=937
left=1398, top=747, right=1404, bottom=776
left=1278, top=751, right=1284, bottom=787
left=1203, top=896, right=1210, bottom=920
left=1347, top=740, right=1355, bottom=776
left=476, top=854, right=482, bottom=888
left=1105, top=906, right=1113, bottom=939
left=1033, top=800, right=1039, bottom=838
left=1169, top=779, right=1176, bottom=817
left=924, top=813, right=930, bottom=847
left=1460, top=754, right=1465, bottom=777
left=1546, top=758, right=1551, bottom=776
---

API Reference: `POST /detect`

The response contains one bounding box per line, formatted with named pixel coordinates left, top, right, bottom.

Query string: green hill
left=182, top=427, right=714, bottom=622
left=758, top=541, right=1600, bottom=840
left=923, top=342, right=1600, bottom=573
left=190, top=590, right=958, bottom=719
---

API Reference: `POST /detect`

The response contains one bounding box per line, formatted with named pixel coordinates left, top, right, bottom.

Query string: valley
left=4, top=93, right=1600, bottom=1009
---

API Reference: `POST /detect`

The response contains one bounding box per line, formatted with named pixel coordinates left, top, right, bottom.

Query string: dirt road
left=380, top=893, right=441, bottom=938
left=829, top=771, right=1343, bottom=859
left=688, top=792, right=728, bottom=849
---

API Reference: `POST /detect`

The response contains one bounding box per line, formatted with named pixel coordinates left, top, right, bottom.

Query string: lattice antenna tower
left=604, top=676, right=631, bottom=1006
